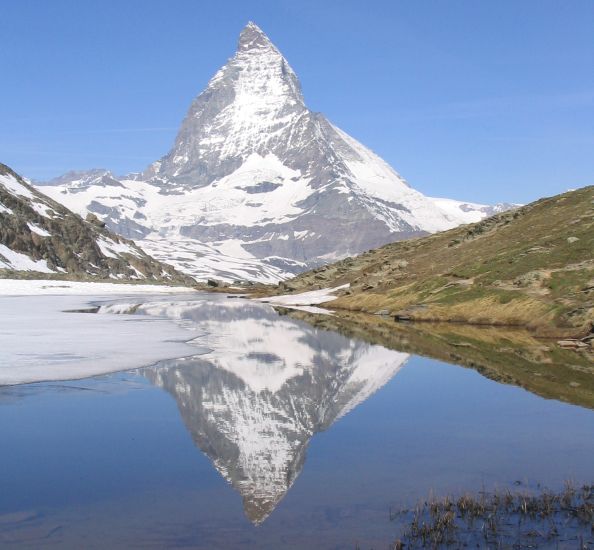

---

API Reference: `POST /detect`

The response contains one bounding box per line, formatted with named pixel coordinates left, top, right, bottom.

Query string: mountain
left=0, top=163, right=193, bottom=283
left=429, top=197, right=521, bottom=225
left=93, top=297, right=409, bottom=524
left=38, top=22, right=511, bottom=283
left=274, top=185, right=594, bottom=339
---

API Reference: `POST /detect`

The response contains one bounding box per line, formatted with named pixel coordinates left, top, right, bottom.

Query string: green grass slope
left=279, top=186, right=594, bottom=338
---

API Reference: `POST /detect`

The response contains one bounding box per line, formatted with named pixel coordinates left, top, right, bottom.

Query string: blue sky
left=1, top=0, right=592, bottom=204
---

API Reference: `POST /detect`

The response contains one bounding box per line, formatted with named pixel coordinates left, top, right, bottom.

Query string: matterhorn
left=41, top=22, right=505, bottom=282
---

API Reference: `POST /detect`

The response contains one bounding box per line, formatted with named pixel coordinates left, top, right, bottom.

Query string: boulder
left=85, top=213, right=106, bottom=228
left=557, top=339, right=588, bottom=349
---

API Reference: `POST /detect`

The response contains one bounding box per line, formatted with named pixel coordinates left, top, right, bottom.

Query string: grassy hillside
left=276, top=186, right=594, bottom=338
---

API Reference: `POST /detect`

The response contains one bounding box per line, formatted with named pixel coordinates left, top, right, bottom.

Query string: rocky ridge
left=0, top=163, right=192, bottom=283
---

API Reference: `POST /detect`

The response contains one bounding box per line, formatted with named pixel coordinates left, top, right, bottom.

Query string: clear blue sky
left=1, top=0, right=592, bottom=204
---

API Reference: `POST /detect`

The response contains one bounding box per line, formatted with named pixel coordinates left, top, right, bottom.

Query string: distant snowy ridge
left=39, top=22, right=513, bottom=283
left=429, top=197, right=521, bottom=225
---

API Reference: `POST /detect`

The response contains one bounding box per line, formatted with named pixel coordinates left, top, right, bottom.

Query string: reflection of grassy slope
left=280, top=186, right=594, bottom=337
left=279, top=309, right=594, bottom=409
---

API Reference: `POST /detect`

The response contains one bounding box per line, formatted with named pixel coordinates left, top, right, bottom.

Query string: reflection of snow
left=100, top=299, right=315, bottom=392
left=203, top=316, right=316, bottom=392
left=141, top=299, right=409, bottom=524
left=1, top=290, right=409, bottom=524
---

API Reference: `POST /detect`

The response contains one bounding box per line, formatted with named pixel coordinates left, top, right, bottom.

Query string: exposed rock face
left=101, top=298, right=410, bottom=524
left=38, top=22, right=509, bottom=283
left=0, top=163, right=192, bottom=283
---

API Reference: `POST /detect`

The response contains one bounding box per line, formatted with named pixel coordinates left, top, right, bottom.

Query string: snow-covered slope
left=0, top=163, right=191, bottom=282
left=39, top=22, right=510, bottom=283
left=430, top=197, right=520, bottom=225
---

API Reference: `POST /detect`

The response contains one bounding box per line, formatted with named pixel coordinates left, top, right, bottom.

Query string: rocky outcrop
left=0, top=163, right=193, bottom=283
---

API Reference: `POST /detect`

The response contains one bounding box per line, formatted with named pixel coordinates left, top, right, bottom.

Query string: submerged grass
left=391, top=482, right=593, bottom=549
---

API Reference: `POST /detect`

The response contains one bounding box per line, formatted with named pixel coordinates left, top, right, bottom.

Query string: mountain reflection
left=99, top=298, right=408, bottom=524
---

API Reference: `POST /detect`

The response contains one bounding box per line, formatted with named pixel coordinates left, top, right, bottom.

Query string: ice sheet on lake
left=0, top=279, right=196, bottom=296
left=0, top=294, right=205, bottom=385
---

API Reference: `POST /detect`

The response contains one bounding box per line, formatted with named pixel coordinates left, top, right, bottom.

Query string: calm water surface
left=1, top=295, right=593, bottom=548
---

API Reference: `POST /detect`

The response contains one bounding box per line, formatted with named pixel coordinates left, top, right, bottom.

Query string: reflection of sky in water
left=0, top=297, right=593, bottom=548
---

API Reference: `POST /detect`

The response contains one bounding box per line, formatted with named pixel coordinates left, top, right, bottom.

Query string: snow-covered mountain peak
left=142, top=22, right=306, bottom=189
left=45, top=168, right=121, bottom=191
left=38, top=24, right=517, bottom=283
left=238, top=21, right=277, bottom=52
left=233, top=21, right=303, bottom=104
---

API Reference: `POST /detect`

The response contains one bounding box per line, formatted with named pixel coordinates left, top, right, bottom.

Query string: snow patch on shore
left=257, top=284, right=348, bottom=310
left=0, top=279, right=196, bottom=296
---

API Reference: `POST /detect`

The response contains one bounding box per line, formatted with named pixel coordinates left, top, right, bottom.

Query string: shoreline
left=249, top=283, right=594, bottom=343
left=272, top=305, right=594, bottom=409
left=2, top=281, right=592, bottom=405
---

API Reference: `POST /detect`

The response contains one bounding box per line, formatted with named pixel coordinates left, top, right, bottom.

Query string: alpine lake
left=1, top=292, right=593, bottom=548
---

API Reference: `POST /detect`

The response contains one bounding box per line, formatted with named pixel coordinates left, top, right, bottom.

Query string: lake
left=1, top=293, right=593, bottom=548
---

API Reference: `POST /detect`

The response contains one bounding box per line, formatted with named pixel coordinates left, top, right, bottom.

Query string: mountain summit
left=238, top=21, right=277, bottom=50
left=40, top=23, right=501, bottom=282
left=142, top=21, right=307, bottom=189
